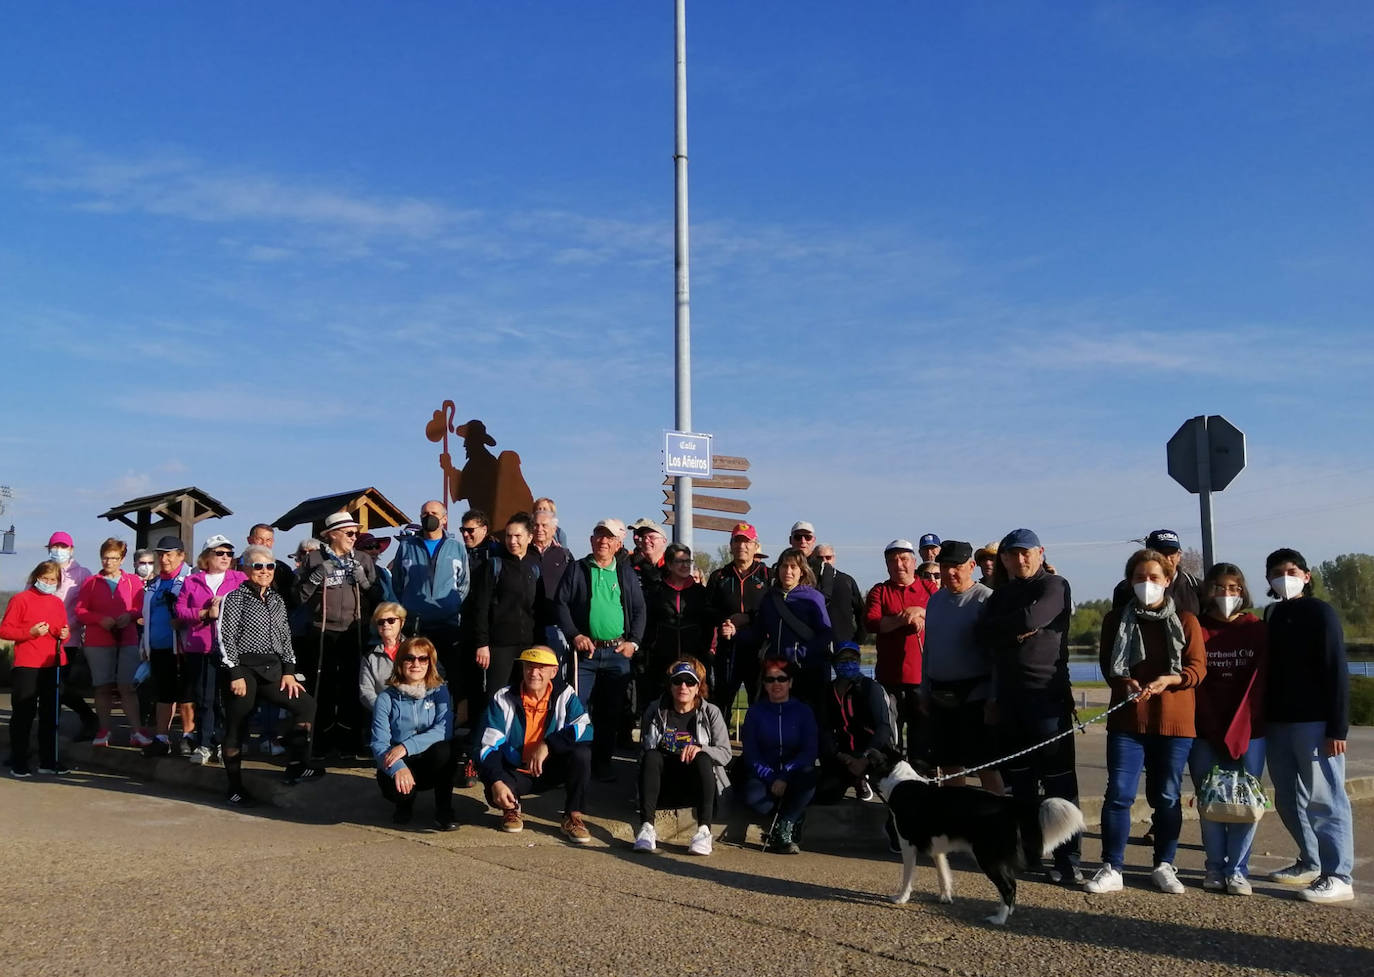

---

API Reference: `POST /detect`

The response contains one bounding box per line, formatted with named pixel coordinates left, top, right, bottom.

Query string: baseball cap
left=594, top=518, right=627, bottom=540
left=516, top=646, right=560, bottom=667
left=629, top=518, right=666, bottom=537
left=729, top=522, right=758, bottom=541
left=884, top=539, right=915, bottom=554
left=935, top=540, right=973, bottom=564
left=201, top=534, right=234, bottom=554
left=832, top=641, right=862, bottom=660
left=919, top=533, right=941, bottom=548
left=789, top=521, right=816, bottom=537
left=47, top=531, right=74, bottom=548
left=155, top=535, right=185, bottom=552
left=999, top=528, right=1042, bottom=550
left=1146, top=529, right=1182, bottom=552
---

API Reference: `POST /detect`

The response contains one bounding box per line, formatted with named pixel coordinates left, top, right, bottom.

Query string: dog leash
left=918, top=690, right=1143, bottom=785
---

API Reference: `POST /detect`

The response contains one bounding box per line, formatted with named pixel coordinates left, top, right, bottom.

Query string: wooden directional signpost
left=1167, top=414, right=1246, bottom=572
left=662, top=454, right=752, bottom=534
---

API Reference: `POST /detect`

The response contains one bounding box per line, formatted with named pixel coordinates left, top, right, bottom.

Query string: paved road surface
left=2, top=765, right=1371, bottom=977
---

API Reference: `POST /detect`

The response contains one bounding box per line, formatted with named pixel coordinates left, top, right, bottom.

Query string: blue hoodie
left=391, top=532, right=470, bottom=630
left=742, top=697, right=818, bottom=783
left=741, top=585, right=833, bottom=672
left=371, top=683, right=453, bottom=776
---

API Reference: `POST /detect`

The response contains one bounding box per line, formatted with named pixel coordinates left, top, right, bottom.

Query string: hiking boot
left=1152, top=862, right=1185, bottom=894
left=688, top=825, right=713, bottom=856
left=561, top=812, right=592, bottom=845
left=499, top=807, right=524, bottom=833
left=633, top=821, right=657, bottom=853
left=767, top=820, right=800, bottom=855
left=1299, top=876, right=1354, bottom=904
left=176, top=735, right=196, bottom=757
left=1268, top=861, right=1320, bottom=886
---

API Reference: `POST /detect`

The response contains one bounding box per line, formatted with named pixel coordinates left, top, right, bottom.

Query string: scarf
left=1108, top=597, right=1186, bottom=680
left=396, top=682, right=429, bottom=700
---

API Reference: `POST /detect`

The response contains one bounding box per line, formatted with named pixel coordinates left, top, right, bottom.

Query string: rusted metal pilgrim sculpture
left=426, top=401, right=534, bottom=528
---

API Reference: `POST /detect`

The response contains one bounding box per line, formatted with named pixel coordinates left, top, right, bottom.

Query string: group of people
left=1, top=510, right=1355, bottom=903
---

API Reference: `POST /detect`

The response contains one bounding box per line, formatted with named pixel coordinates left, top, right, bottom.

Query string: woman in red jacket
left=0, top=561, right=71, bottom=776
left=76, top=538, right=152, bottom=748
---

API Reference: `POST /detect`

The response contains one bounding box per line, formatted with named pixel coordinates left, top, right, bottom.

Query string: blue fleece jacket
left=391, top=532, right=469, bottom=630
left=371, top=684, right=453, bottom=776
left=740, top=585, right=833, bottom=672
left=742, top=697, right=818, bottom=783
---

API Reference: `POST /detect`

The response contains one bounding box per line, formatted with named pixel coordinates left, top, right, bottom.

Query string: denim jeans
left=576, top=647, right=632, bottom=767
left=1187, top=737, right=1267, bottom=878
left=743, top=767, right=817, bottom=823
left=1101, top=731, right=1193, bottom=869
left=1266, top=721, right=1354, bottom=881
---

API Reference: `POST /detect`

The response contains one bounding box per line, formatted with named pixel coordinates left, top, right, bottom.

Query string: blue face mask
left=34, top=580, right=58, bottom=595
left=48, top=547, right=71, bottom=563
left=834, top=659, right=862, bottom=680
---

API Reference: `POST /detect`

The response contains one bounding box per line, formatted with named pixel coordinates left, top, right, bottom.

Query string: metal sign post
left=672, top=0, right=694, bottom=549
left=1167, top=415, right=1246, bottom=572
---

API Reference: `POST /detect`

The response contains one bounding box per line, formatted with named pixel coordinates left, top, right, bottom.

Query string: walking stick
left=306, top=566, right=327, bottom=757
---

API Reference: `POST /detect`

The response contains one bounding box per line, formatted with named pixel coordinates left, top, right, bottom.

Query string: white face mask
left=1270, top=575, right=1306, bottom=600
left=1214, top=595, right=1242, bottom=618
left=136, top=563, right=156, bottom=580
left=1133, top=580, right=1166, bottom=607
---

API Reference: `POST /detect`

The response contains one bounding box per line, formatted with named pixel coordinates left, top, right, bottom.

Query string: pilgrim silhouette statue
left=425, top=401, right=534, bottom=528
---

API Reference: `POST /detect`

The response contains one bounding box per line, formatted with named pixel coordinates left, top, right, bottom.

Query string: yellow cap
left=516, top=646, right=559, bottom=667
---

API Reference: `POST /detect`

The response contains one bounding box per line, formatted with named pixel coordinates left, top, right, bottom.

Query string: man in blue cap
left=1109, top=528, right=1201, bottom=617
left=974, top=528, right=1081, bottom=883
left=918, top=533, right=941, bottom=565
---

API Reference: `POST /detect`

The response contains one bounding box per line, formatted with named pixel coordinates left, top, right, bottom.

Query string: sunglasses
left=762, top=675, right=790, bottom=685
left=670, top=675, right=699, bottom=686
left=248, top=562, right=275, bottom=571
left=401, top=655, right=430, bottom=664
left=340, top=531, right=358, bottom=538
left=459, top=527, right=480, bottom=536
left=791, top=533, right=814, bottom=541
left=918, top=572, right=940, bottom=580
left=376, top=617, right=401, bottom=626
left=213, top=550, right=234, bottom=557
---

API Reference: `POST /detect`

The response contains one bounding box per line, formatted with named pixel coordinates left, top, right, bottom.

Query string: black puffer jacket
left=469, top=549, right=542, bottom=649
left=642, top=577, right=715, bottom=667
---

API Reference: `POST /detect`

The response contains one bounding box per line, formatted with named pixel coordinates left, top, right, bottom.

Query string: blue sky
left=2, top=1, right=1371, bottom=600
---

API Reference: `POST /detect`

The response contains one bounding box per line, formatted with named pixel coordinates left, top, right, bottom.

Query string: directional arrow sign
left=710, top=455, right=750, bottom=472
left=663, top=490, right=750, bottom=515
left=661, top=474, right=751, bottom=491
left=662, top=511, right=745, bottom=533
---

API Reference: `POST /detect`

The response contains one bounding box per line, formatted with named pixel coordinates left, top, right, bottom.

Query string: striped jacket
left=477, top=678, right=592, bottom=780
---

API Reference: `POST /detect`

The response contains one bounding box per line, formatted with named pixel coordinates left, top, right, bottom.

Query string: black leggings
left=221, top=670, right=316, bottom=754
left=10, top=665, right=60, bottom=769
left=639, top=749, right=718, bottom=826
left=299, top=628, right=364, bottom=754
left=376, top=740, right=457, bottom=817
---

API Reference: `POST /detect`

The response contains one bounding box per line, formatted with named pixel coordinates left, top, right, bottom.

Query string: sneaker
left=1225, top=873, right=1253, bottom=897
left=1299, top=876, right=1354, bottom=904
left=176, top=735, right=195, bottom=757
left=130, top=731, right=154, bottom=749
left=284, top=764, right=327, bottom=785
left=1047, top=866, right=1084, bottom=885
left=92, top=729, right=111, bottom=748
left=38, top=765, right=73, bottom=775
left=1269, top=861, right=1321, bottom=886
left=225, top=789, right=258, bottom=808
left=10, top=767, right=32, bottom=779
left=188, top=746, right=212, bottom=765
left=688, top=825, right=713, bottom=856
left=142, top=738, right=171, bottom=757
left=1152, top=862, right=1185, bottom=894
left=462, top=758, right=477, bottom=789
left=767, top=820, right=800, bottom=855
left=855, top=780, right=874, bottom=801
left=561, top=813, right=592, bottom=845
left=499, top=807, right=524, bottom=833
left=1203, top=870, right=1226, bottom=892
left=434, top=817, right=459, bottom=832
left=633, top=821, right=658, bottom=853
left=1084, top=865, right=1123, bottom=894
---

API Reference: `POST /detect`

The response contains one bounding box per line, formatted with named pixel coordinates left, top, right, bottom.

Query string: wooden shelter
left=100, top=487, right=233, bottom=553
left=273, top=488, right=410, bottom=538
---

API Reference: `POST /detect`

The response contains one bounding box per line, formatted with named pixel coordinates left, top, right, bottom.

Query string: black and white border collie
left=873, top=759, right=1085, bottom=925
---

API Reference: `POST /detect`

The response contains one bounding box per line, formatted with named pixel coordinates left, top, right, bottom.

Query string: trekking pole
left=306, top=567, right=327, bottom=758
left=761, top=802, right=781, bottom=853
left=53, top=644, right=63, bottom=772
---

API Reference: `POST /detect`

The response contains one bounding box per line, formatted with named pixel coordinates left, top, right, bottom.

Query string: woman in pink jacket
left=174, top=535, right=246, bottom=763
left=76, top=538, right=151, bottom=748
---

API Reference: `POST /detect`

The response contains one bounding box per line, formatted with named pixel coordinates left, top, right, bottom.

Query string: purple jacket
left=741, top=584, right=833, bottom=672
left=176, top=569, right=248, bottom=655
